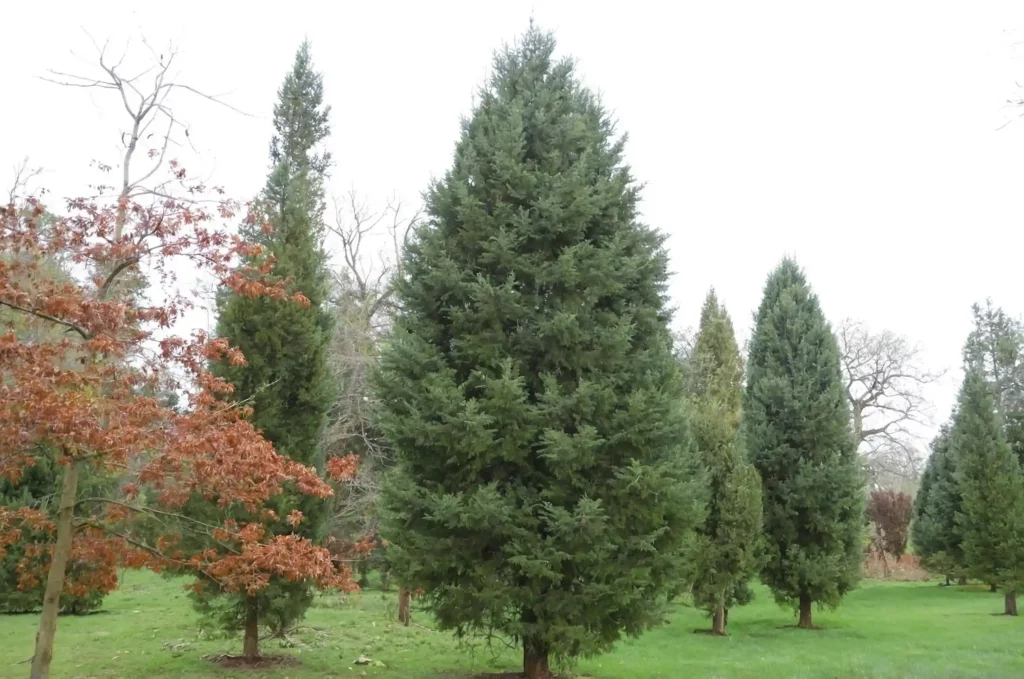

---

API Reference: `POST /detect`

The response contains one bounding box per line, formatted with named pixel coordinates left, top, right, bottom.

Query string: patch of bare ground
left=203, top=654, right=300, bottom=669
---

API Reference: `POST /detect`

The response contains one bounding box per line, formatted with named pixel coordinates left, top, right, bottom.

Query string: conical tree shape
left=911, top=424, right=967, bottom=581
left=744, top=258, right=864, bottom=629
left=686, top=290, right=762, bottom=635
left=962, top=301, right=1024, bottom=467
left=953, top=369, right=1024, bottom=614
left=375, top=26, right=705, bottom=678
left=182, top=41, right=334, bottom=654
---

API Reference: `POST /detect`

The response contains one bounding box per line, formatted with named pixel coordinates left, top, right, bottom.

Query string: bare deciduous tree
left=7, top=158, right=45, bottom=204
left=323, top=190, right=418, bottom=551
left=43, top=33, right=248, bottom=211
left=837, top=318, right=944, bottom=488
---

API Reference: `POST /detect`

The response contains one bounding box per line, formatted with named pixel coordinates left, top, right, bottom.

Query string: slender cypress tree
left=183, top=41, right=334, bottom=654
left=375, top=27, right=704, bottom=679
left=954, top=370, right=1024, bottom=615
left=686, top=290, right=762, bottom=636
left=912, top=424, right=967, bottom=583
left=744, top=259, right=864, bottom=629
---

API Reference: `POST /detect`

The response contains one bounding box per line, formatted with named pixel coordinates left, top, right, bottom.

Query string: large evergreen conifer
left=184, top=41, right=334, bottom=650
left=912, top=424, right=967, bottom=583
left=953, top=370, right=1024, bottom=615
left=375, top=27, right=704, bottom=678
left=686, top=290, right=762, bottom=636
left=962, top=301, right=1024, bottom=465
left=744, top=259, right=863, bottom=629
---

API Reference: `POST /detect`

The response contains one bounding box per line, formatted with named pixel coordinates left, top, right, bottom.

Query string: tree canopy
left=744, top=258, right=864, bottom=629
left=375, top=26, right=705, bottom=678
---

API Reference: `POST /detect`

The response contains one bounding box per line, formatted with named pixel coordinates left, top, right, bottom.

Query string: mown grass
left=2, top=570, right=1023, bottom=678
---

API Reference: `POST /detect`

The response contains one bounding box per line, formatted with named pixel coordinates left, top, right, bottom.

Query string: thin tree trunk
left=990, top=582, right=998, bottom=593
left=797, top=593, right=813, bottom=629
left=242, top=597, right=260, bottom=661
left=712, top=606, right=726, bottom=636
left=29, top=460, right=81, bottom=679
left=523, top=637, right=550, bottom=679
left=1005, top=592, right=1018, bottom=616
left=958, top=575, right=967, bottom=586
left=397, top=585, right=411, bottom=626
left=944, top=575, right=951, bottom=586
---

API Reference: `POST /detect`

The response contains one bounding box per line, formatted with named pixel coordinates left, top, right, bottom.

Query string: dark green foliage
left=185, top=41, right=334, bottom=634
left=0, top=452, right=112, bottom=614
left=375, top=26, right=705, bottom=671
left=962, top=300, right=1024, bottom=466
left=912, top=424, right=966, bottom=579
left=744, top=259, right=864, bottom=618
left=953, top=370, right=1024, bottom=596
left=685, top=290, right=762, bottom=628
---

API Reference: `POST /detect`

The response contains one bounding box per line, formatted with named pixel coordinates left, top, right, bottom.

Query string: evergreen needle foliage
left=182, top=41, right=334, bottom=638
left=743, top=259, right=864, bottom=628
left=953, top=370, right=1024, bottom=614
left=912, top=424, right=967, bottom=582
left=685, top=290, right=762, bottom=635
left=375, top=25, right=705, bottom=677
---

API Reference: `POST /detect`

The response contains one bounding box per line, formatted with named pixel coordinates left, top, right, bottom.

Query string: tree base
left=203, top=654, right=299, bottom=669
left=398, top=585, right=412, bottom=626
left=797, top=594, right=814, bottom=629
left=1004, top=593, right=1018, bottom=616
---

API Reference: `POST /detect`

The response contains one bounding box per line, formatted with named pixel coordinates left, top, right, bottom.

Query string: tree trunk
left=29, top=460, right=81, bottom=679
left=944, top=575, right=951, bottom=586
left=242, top=597, right=260, bottom=661
left=1005, top=592, right=1018, bottom=616
left=958, top=575, right=968, bottom=586
left=797, top=593, right=813, bottom=629
left=397, top=585, right=411, bottom=626
left=523, top=637, right=550, bottom=679
left=712, top=606, right=726, bottom=636
left=990, top=582, right=998, bottom=593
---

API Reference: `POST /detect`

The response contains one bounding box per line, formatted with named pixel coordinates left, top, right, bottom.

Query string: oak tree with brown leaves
left=1, top=39, right=358, bottom=678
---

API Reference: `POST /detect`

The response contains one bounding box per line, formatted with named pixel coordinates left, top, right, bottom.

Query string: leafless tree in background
left=7, top=158, right=45, bottom=204
left=837, top=318, right=944, bottom=489
left=43, top=33, right=248, bottom=208
left=323, top=190, right=418, bottom=553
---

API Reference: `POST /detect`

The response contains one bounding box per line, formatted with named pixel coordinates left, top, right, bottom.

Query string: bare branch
left=837, top=318, right=945, bottom=487
left=41, top=34, right=250, bottom=210
left=323, top=191, right=420, bottom=546
left=7, top=158, right=44, bottom=204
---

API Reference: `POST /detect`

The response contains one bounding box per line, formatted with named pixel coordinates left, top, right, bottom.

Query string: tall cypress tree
left=912, top=424, right=967, bottom=583
left=375, top=27, right=704, bottom=679
left=187, top=41, right=333, bottom=652
left=954, top=370, right=1024, bottom=615
left=686, top=290, right=762, bottom=636
left=744, top=258, right=864, bottom=629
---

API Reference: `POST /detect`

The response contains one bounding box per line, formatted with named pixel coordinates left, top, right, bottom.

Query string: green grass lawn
left=2, top=571, right=1023, bottom=678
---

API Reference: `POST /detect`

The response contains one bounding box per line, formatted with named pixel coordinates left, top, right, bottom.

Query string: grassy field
left=2, top=570, right=1024, bottom=678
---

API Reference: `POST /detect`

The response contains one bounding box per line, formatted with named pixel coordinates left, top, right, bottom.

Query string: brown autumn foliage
left=0, top=178, right=358, bottom=676
left=866, top=489, right=914, bottom=561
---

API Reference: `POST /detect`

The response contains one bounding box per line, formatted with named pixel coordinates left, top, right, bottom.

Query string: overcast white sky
left=3, top=1, right=1024, bottom=445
